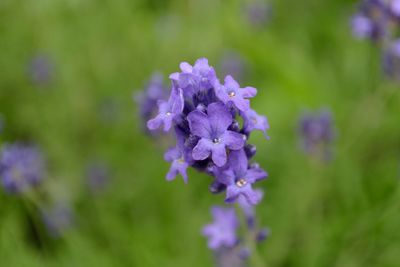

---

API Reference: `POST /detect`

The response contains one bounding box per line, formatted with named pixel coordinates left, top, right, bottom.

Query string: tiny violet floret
left=202, top=206, right=239, bottom=250
left=216, top=150, right=267, bottom=205
left=215, top=75, right=257, bottom=111
left=164, top=146, right=189, bottom=183
left=188, top=102, right=245, bottom=167
left=147, top=87, right=184, bottom=132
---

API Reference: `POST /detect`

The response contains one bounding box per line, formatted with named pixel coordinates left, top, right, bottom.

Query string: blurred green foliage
left=1, top=0, right=400, bottom=266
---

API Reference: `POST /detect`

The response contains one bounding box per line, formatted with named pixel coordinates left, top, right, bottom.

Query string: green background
left=1, top=0, right=400, bottom=266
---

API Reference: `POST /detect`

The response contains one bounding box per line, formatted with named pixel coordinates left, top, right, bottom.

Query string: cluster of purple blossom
left=146, top=58, right=269, bottom=205
left=351, top=0, right=400, bottom=79
left=141, top=58, right=270, bottom=265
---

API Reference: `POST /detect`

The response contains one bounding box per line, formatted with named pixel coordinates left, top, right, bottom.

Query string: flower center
left=251, top=117, right=257, bottom=124
left=166, top=112, right=172, bottom=116
left=228, top=91, right=236, bottom=97
left=177, top=158, right=185, bottom=163
left=212, top=138, right=221, bottom=144
left=236, top=178, right=247, bottom=187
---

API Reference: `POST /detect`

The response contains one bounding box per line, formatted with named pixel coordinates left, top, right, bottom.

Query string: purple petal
left=227, top=149, right=248, bottom=177
left=187, top=110, right=211, bottom=138
left=211, top=144, right=227, bottom=167
left=164, top=147, right=180, bottom=162
left=194, top=58, right=209, bottom=69
left=246, top=167, right=268, bottom=183
left=224, top=75, right=240, bottom=88
left=147, top=115, right=163, bottom=130
left=163, top=116, right=173, bottom=131
left=243, top=187, right=262, bottom=205
left=225, top=185, right=241, bottom=203
left=233, top=98, right=250, bottom=111
left=192, top=138, right=212, bottom=160
left=166, top=160, right=188, bottom=183
left=169, top=88, right=184, bottom=115
left=180, top=62, right=193, bottom=72
left=222, top=131, right=245, bottom=151
left=241, top=86, right=257, bottom=98
left=207, top=102, right=233, bottom=136
left=169, top=72, right=179, bottom=81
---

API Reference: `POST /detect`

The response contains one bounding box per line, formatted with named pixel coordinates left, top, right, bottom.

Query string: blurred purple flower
left=202, top=206, right=239, bottom=250
left=351, top=0, right=388, bottom=42
left=28, top=55, right=53, bottom=86
left=135, top=73, right=168, bottom=132
left=245, top=1, right=272, bottom=27
left=299, top=110, right=334, bottom=159
left=390, top=0, right=400, bottom=17
left=41, top=203, right=73, bottom=238
left=0, top=144, right=45, bottom=194
left=351, top=14, right=374, bottom=39
left=383, top=38, right=400, bottom=80
left=86, top=161, right=110, bottom=193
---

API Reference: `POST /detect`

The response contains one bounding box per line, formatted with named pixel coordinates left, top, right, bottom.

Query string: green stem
left=235, top=204, right=267, bottom=267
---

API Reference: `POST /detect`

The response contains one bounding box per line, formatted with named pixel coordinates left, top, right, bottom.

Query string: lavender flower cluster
left=146, top=58, right=269, bottom=206
left=0, top=144, right=45, bottom=194
left=351, top=0, right=400, bottom=78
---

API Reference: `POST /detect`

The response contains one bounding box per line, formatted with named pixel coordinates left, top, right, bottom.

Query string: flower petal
left=223, top=131, right=245, bottom=151
left=241, top=86, right=257, bottom=98
left=187, top=110, right=211, bottom=138
left=211, top=144, right=228, bottom=167
left=207, top=102, right=233, bottom=136
left=246, top=167, right=268, bottom=183
left=147, top=115, right=163, bottom=130
left=192, top=138, right=212, bottom=160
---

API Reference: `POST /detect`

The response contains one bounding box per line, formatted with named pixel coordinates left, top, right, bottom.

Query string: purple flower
left=202, top=206, right=239, bottom=250
left=28, top=55, right=53, bottom=86
left=245, top=1, right=272, bottom=27
left=215, top=75, right=257, bottom=111
left=41, top=203, right=73, bottom=238
left=170, top=58, right=217, bottom=97
left=164, top=146, right=189, bottom=183
left=390, top=0, right=400, bottom=17
left=0, top=144, right=45, bottom=194
left=299, top=110, right=334, bottom=158
left=147, top=87, right=184, bottom=132
left=383, top=39, right=400, bottom=80
left=242, top=109, right=269, bottom=138
left=350, top=0, right=388, bottom=42
left=188, top=102, right=245, bottom=167
left=351, top=14, right=373, bottom=39
left=216, top=150, right=267, bottom=205
left=135, top=73, right=168, bottom=132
